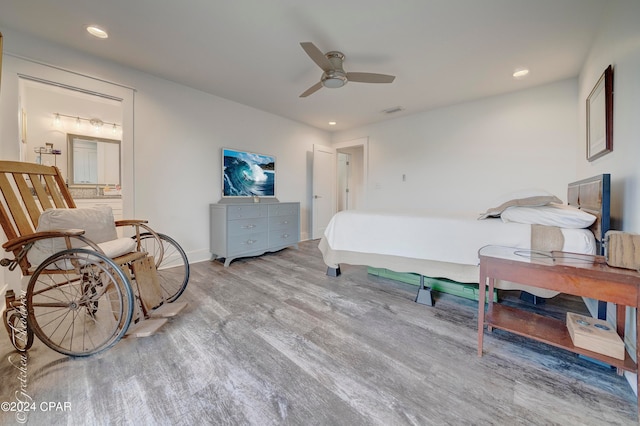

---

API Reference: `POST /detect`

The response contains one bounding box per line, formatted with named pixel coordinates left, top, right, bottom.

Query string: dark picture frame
left=586, top=65, right=613, bottom=161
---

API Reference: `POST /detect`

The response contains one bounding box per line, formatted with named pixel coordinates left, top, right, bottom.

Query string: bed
left=319, top=174, right=611, bottom=303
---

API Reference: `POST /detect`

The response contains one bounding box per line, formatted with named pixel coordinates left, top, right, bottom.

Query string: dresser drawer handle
left=241, top=224, right=256, bottom=229
left=244, top=239, right=256, bottom=245
left=281, top=220, right=289, bottom=225
left=282, top=234, right=289, bottom=238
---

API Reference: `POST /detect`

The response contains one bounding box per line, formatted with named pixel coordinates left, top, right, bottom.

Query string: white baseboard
left=186, top=248, right=213, bottom=265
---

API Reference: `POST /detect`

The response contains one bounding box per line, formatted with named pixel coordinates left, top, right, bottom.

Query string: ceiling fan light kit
left=322, top=73, right=347, bottom=88
left=299, top=42, right=395, bottom=97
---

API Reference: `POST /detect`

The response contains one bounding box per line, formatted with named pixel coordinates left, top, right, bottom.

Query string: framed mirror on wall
left=67, top=134, right=121, bottom=186
left=586, top=65, right=614, bottom=162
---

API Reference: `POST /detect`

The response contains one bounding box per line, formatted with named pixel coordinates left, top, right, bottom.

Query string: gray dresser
left=209, top=202, right=300, bottom=266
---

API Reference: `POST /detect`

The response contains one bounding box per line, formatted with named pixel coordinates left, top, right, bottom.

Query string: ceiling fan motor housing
left=322, top=51, right=347, bottom=88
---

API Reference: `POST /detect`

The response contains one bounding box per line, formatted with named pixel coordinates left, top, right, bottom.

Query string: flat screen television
left=222, top=148, right=276, bottom=198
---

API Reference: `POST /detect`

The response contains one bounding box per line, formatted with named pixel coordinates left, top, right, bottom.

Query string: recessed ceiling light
left=86, top=25, right=108, bottom=39
left=328, top=121, right=337, bottom=126
left=513, top=68, right=530, bottom=79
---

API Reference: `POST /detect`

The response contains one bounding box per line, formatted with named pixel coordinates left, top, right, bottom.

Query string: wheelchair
left=0, top=161, right=189, bottom=356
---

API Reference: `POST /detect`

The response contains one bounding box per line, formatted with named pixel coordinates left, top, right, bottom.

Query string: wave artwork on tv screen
left=223, top=148, right=276, bottom=197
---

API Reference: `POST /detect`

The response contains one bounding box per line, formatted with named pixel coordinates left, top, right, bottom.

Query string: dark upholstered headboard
left=567, top=174, right=610, bottom=256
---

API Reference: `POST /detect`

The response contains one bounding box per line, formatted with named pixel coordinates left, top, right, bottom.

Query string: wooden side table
left=476, top=245, right=640, bottom=415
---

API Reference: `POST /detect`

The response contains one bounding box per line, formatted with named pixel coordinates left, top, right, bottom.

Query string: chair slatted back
left=0, top=161, right=76, bottom=259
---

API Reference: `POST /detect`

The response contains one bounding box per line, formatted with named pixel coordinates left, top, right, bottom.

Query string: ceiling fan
left=299, top=42, right=396, bottom=97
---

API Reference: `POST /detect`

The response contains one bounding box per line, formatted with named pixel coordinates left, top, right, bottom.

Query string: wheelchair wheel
left=4, top=310, right=34, bottom=352
left=137, top=233, right=189, bottom=302
left=26, top=248, right=134, bottom=357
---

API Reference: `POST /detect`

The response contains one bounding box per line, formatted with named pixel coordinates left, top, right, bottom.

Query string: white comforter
left=323, top=210, right=596, bottom=267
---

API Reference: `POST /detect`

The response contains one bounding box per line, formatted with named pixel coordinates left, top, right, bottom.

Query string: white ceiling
left=0, top=0, right=608, bottom=132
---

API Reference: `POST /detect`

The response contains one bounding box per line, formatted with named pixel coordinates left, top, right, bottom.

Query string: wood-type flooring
left=0, top=240, right=637, bottom=425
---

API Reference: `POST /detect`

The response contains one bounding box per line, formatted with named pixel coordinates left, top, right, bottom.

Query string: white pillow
left=37, top=205, right=117, bottom=244
left=478, top=188, right=563, bottom=219
left=500, top=203, right=597, bottom=228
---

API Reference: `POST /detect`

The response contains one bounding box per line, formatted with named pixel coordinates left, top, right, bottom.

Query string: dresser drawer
left=228, top=217, right=268, bottom=237
left=268, top=203, right=298, bottom=217
left=268, top=229, right=298, bottom=247
left=228, top=232, right=268, bottom=256
left=227, top=204, right=267, bottom=219
left=268, top=214, right=297, bottom=232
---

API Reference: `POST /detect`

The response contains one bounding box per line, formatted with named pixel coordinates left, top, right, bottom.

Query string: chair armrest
left=2, top=229, right=85, bottom=252
left=115, top=219, right=149, bottom=227
left=115, top=219, right=156, bottom=238
left=115, top=220, right=162, bottom=251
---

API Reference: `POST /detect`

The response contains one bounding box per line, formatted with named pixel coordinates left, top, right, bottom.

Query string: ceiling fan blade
left=346, top=72, right=396, bottom=84
left=300, top=42, right=333, bottom=72
left=300, top=81, right=323, bottom=98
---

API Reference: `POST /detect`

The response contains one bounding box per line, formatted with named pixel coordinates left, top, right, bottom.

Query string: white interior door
left=312, top=144, right=336, bottom=239
left=337, top=152, right=350, bottom=211
left=334, top=138, right=367, bottom=210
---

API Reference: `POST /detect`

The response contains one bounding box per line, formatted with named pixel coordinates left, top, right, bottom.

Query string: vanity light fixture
left=86, top=25, right=108, bottom=39
left=512, top=68, right=530, bottom=79
left=328, top=121, right=337, bottom=126
left=53, top=113, right=120, bottom=134
left=90, top=118, right=104, bottom=131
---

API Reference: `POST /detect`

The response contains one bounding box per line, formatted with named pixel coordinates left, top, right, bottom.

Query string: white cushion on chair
left=28, top=206, right=134, bottom=267
left=86, top=238, right=137, bottom=259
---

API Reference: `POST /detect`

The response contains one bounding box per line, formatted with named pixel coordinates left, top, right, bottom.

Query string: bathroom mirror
left=67, top=134, right=121, bottom=186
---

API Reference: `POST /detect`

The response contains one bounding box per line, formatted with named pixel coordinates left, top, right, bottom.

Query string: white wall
left=577, top=0, right=640, bottom=233
left=129, top=71, right=328, bottom=258
left=0, top=27, right=330, bottom=270
left=575, top=0, right=640, bottom=388
left=332, top=78, right=579, bottom=214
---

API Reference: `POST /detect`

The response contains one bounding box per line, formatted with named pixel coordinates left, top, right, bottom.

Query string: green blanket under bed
left=367, top=267, right=498, bottom=302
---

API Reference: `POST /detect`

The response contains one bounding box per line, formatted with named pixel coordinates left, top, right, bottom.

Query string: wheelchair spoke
left=27, top=249, right=134, bottom=357
left=30, top=272, right=81, bottom=302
